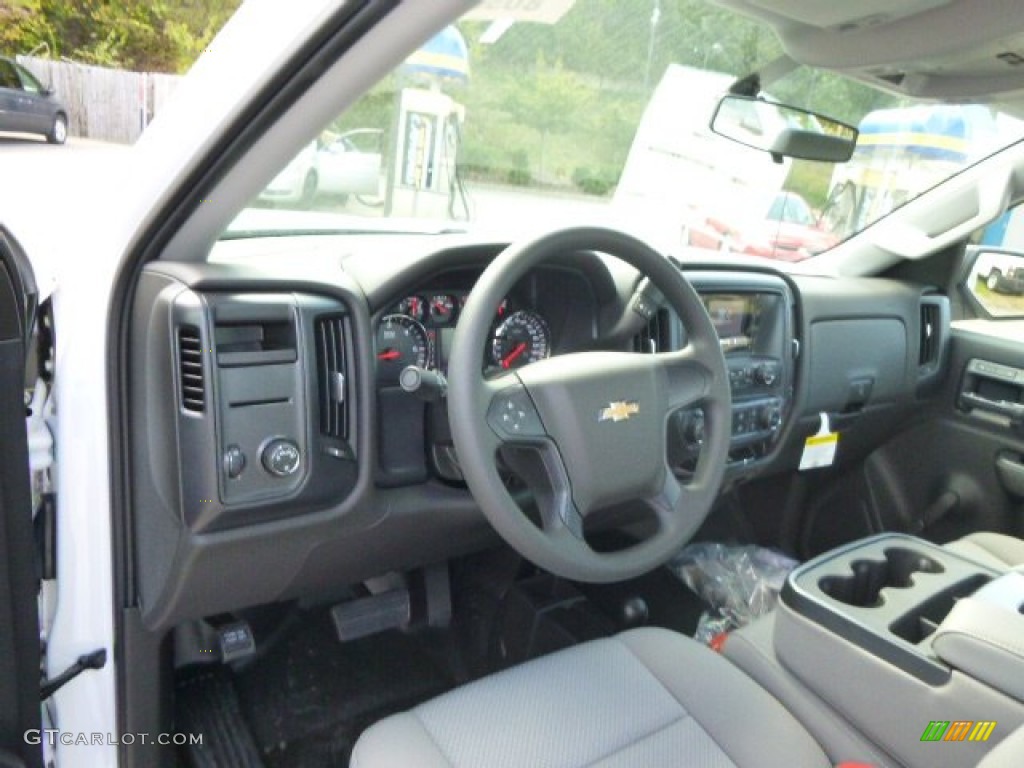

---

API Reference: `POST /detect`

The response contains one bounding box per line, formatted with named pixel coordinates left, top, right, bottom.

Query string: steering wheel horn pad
left=516, top=352, right=667, bottom=515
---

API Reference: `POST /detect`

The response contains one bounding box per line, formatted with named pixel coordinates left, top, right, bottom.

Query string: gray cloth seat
left=351, top=627, right=832, bottom=768
left=945, top=532, right=1024, bottom=571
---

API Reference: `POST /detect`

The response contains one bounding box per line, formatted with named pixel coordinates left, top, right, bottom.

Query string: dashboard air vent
left=178, top=325, right=206, bottom=413
left=315, top=315, right=348, bottom=439
left=919, top=302, right=940, bottom=366
left=634, top=308, right=671, bottom=353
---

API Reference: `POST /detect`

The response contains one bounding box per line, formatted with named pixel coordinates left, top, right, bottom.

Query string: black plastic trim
left=107, top=4, right=402, bottom=759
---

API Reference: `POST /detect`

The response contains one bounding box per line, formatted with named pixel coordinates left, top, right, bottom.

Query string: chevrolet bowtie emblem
left=598, top=400, right=640, bottom=423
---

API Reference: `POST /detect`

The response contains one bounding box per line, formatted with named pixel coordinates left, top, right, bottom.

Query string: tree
left=508, top=55, right=594, bottom=182
left=1, top=0, right=240, bottom=73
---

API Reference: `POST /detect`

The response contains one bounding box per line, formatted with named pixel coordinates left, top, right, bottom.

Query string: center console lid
left=932, top=571, right=1024, bottom=701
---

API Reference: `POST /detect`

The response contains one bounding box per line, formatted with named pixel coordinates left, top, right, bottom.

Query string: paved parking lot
left=0, top=135, right=129, bottom=288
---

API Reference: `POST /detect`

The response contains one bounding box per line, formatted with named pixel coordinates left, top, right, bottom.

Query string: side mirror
left=711, top=95, right=858, bottom=163
left=966, top=248, right=1024, bottom=318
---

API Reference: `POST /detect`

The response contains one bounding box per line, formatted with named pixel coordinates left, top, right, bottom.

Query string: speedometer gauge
left=376, top=314, right=429, bottom=381
left=491, top=310, right=551, bottom=370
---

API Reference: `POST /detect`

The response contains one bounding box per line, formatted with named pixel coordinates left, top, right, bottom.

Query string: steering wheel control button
left=632, top=295, right=655, bottom=320
left=223, top=445, right=246, bottom=479
left=487, top=388, right=545, bottom=439
left=262, top=438, right=301, bottom=477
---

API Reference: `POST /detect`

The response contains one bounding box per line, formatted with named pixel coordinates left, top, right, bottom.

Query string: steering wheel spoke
left=658, top=347, right=714, bottom=412
left=645, top=468, right=702, bottom=530
left=538, top=488, right=586, bottom=541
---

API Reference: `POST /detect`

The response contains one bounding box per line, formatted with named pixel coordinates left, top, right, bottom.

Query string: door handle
left=960, top=391, right=1024, bottom=421
left=996, top=452, right=1024, bottom=498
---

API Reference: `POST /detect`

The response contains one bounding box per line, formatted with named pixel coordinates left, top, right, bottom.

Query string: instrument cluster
left=375, top=292, right=552, bottom=383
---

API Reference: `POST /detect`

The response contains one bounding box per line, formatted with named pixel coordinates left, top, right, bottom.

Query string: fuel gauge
left=429, top=294, right=456, bottom=324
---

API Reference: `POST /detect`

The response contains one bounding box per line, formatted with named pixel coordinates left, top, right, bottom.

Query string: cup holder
left=818, top=547, right=944, bottom=607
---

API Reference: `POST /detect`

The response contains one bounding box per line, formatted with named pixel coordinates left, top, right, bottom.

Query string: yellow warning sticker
left=799, top=413, right=838, bottom=470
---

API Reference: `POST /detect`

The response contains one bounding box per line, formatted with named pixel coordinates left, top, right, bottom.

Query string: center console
left=723, top=533, right=1024, bottom=768
left=782, top=534, right=997, bottom=685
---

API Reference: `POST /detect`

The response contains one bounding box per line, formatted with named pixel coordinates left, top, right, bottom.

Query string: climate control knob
left=754, top=364, right=778, bottom=387
left=262, top=439, right=301, bottom=477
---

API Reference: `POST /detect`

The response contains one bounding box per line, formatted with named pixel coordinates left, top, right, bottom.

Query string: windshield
left=228, top=0, right=1024, bottom=262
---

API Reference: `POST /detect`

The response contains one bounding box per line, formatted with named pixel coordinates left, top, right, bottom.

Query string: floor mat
left=176, top=668, right=265, bottom=768
left=232, top=609, right=455, bottom=767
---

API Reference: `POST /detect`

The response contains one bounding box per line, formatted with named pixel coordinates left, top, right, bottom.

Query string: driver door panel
left=0, top=226, right=42, bottom=768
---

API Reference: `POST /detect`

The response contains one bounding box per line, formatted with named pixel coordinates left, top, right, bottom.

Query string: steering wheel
left=447, top=227, right=731, bottom=583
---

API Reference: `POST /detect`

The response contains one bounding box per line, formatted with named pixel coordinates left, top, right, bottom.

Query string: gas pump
left=384, top=87, right=466, bottom=220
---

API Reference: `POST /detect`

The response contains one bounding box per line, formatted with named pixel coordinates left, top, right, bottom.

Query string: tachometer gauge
left=376, top=314, right=430, bottom=381
left=395, top=295, right=426, bottom=323
left=491, top=310, right=551, bottom=370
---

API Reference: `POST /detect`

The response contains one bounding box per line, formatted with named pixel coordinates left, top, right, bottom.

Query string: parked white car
left=258, top=130, right=381, bottom=205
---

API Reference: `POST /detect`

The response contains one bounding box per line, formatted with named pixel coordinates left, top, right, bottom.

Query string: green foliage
left=572, top=166, right=616, bottom=195
left=1, top=0, right=240, bottom=73
left=783, top=160, right=834, bottom=211
left=449, top=0, right=798, bottom=194
left=0, top=0, right=906, bottom=201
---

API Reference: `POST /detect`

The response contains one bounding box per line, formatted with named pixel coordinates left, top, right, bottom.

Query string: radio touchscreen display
left=702, top=293, right=758, bottom=348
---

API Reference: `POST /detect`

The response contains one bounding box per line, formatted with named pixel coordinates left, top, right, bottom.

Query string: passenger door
left=853, top=229, right=1024, bottom=548
left=0, top=225, right=42, bottom=768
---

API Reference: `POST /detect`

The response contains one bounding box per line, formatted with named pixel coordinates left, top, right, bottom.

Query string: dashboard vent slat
left=316, top=315, right=348, bottom=439
left=919, top=302, right=939, bottom=366
left=178, top=326, right=206, bottom=413
left=634, top=308, right=670, bottom=353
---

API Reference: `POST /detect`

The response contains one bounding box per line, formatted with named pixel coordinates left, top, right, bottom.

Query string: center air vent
left=634, top=308, right=671, bottom=353
left=178, top=325, right=205, bottom=413
left=315, top=315, right=348, bottom=439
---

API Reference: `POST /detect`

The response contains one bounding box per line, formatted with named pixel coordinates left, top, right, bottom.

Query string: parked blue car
left=0, top=56, right=67, bottom=144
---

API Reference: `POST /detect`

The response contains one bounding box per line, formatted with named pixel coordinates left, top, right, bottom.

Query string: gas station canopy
left=403, top=25, right=470, bottom=81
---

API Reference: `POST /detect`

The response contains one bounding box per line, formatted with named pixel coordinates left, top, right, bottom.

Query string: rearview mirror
left=711, top=95, right=858, bottom=163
